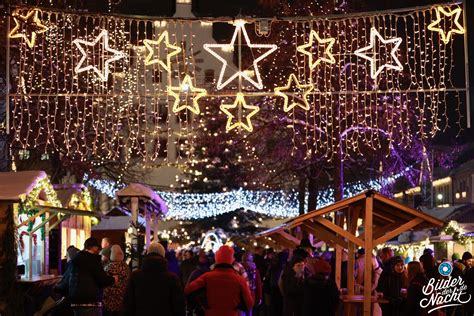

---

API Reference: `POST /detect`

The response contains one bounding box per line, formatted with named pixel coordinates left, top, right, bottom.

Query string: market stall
left=256, top=190, right=444, bottom=316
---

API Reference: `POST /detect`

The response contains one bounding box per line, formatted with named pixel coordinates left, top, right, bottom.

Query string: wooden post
left=131, top=197, right=139, bottom=270
left=145, top=209, right=151, bottom=249
left=152, top=213, right=158, bottom=242
left=363, top=195, right=374, bottom=316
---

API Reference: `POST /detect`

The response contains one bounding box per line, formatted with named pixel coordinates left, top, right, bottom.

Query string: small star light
left=204, top=20, right=277, bottom=90
left=220, top=93, right=260, bottom=132
left=73, top=30, right=126, bottom=82
left=354, top=27, right=403, bottom=79
left=168, top=75, right=207, bottom=115
left=274, top=74, right=313, bottom=112
left=143, top=31, right=182, bottom=72
left=9, top=9, right=48, bottom=48
left=297, top=30, right=336, bottom=70
left=428, top=6, right=465, bottom=44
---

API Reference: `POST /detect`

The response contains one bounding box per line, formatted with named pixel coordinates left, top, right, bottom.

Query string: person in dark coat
left=57, top=237, right=116, bottom=316
left=263, top=251, right=288, bottom=316
left=180, top=250, right=197, bottom=286
left=186, top=254, right=211, bottom=316
left=302, top=259, right=339, bottom=316
left=185, top=245, right=254, bottom=316
left=377, top=256, right=407, bottom=316
left=281, top=255, right=305, bottom=316
left=405, top=261, right=428, bottom=316
left=464, top=265, right=474, bottom=315
left=241, top=252, right=263, bottom=316
left=420, top=253, right=438, bottom=281
left=122, top=242, right=185, bottom=316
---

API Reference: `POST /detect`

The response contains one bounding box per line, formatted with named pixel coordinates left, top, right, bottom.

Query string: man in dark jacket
left=122, top=242, right=185, bottom=316
left=60, top=237, right=116, bottom=316
left=185, top=245, right=254, bottom=316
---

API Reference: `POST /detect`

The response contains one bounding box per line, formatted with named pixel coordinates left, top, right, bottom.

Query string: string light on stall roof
left=73, top=29, right=126, bottom=82
left=203, top=20, right=277, bottom=90
left=220, top=93, right=260, bottom=133
left=296, top=29, right=336, bottom=70
left=274, top=73, right=313, bottom=112
left=168, top=75, right=207, bottom=115
left=428, top=6, right=465, bottom=44
left=9, top=9, right=48, bottom=48
left=353, top=27, right=404, bottom=79
left=143, top=30, right=182, bottom=72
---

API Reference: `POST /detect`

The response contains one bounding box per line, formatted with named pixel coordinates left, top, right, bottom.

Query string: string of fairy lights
left=7, top=3, right=467, bottom=169
left=85, top=165, right=412, bottom=219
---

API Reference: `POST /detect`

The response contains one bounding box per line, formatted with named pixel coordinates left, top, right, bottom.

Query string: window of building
left=205, top=69, right=214, bottom=83
left=18, top=149, right=30, bottom=160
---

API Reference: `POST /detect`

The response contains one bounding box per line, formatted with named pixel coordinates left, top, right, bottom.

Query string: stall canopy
left=0, top=170, right=48, bottom=201
left=255, top=190, right=444, bottom=316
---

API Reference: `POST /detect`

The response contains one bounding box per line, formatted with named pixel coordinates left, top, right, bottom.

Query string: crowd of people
left=52, top=236, right=474, bottom=316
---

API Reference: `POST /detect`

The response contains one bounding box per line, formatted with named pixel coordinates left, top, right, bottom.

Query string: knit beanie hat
left=215, top=245, right=234, bottom=265
left=110, top=245, right=124, bottom=262
left=147, top=242, right=165, bottom=257
left=462, top=251, right=473, bottom=261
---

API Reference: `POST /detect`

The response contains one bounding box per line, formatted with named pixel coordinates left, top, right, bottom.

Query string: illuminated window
left=462, top=191, right=467, bottom=198
left=18, top=149, right=30, bottom=160
left=455, top=192, right=460, bottom=199
left=177, top=0, right=191, bottom=3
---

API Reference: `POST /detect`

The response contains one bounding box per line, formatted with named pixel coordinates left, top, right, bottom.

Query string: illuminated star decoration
left=220, top=93, right=260, bottom=132
left=297, top=30, right=336, bottom=70
left=428, top=6, right=465, bottom=44
left=143, top=31, right=182, bottom=72
left=204, top=21, right=277, bottom=90
left=9, top=9, right=48, bottom=48
left=73, top=30, right=126, bottom=82
left=168, top=75, right=207, bottom=115
left=274, top=74, right=313, bottom=112
left=354, top=27, right=403, bottom=79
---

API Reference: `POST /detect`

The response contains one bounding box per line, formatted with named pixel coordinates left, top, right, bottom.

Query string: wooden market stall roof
left=256, top=190, right=444, bottom=249
left=0, top=171, right=48, bottom=201
left=255, top=190, right=444, bottom=316
left=117, top=183, right=168, bottom=216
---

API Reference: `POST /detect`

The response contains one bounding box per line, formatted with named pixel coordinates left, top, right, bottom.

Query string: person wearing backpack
left=241, top=252, right=262, bottom=316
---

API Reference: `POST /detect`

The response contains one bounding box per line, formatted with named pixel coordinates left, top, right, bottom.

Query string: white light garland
left=85, top=166, right=411, bottom=219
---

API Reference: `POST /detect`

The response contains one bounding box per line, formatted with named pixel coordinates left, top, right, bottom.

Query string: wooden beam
left=347, top=242, right=355, bottom=295
left=374, top=193, right=444, bottom=227
left=314, top=217, right=364, bottom=248
left=16, top=208, right=48, bottom=228
left=372, top=221, right=405, bottom=240
left=301, top=221, right=347, bottom=248
left=363, top=195, right=373, bottom=316
left=271, top=233, right=298, bottom=249
left=374, top=218, right=424, bottom=245
left=285, top=194, right=366, bottom=225
left=348, top=206, right=361, bottom=235
left=276, top=230, right=301, bottom=247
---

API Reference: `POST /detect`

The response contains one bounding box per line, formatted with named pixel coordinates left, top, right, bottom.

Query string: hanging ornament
left=274, top=74, right=313, bottom=112
left=168, top=75, right=207, bottom=115
left=220, top=93, right=260, bottom=132
left=203, top=20, right=277, bottom=90
left=354, top=27, right=403, bottom=79
left=73, top=29, right=126, bottom=82
left=428, top=6, right=465, bottom=44
left=143, top=31, right=182, bottom=72
left=297, top=30, right=336, bottom=70
left=9, top=9, right=48, bottom=48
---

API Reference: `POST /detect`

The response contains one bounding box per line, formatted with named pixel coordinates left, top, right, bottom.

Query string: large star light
left=274, top=74, right=313, bottom=112
left=297, top=30, right=336, bottom=70
left=9, top=9, right=48, bottom=48
left=220, top=93, right=260, bottom=132
left=354, top=27, right=403, bottom=79
left=143, top=31, right=182, bottom=72
left=168, top=75, right=207, bottom=115
left=428, top=6, right=465, bottom=44
left=73, top=30, right=126, bottom=82
left=204, top=21, right=277, bottom=90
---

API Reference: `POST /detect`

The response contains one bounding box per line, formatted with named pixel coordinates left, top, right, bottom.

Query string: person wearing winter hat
left=302, top=259, right=339, bottom=316
left=241, top=252, right=262, bottom=316
left=462, top=251, right=473, bottom=268
left=104, top=245, right=129, bottom=316
left=185, top=245, right=254, bottom=316
left=186, top=254, right=211, bottom=316
left=123, top=241, right=185, bottom=316
left=147, top=242, right=166, bottom=257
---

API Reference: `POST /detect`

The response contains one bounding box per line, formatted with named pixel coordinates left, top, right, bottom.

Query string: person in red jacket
left=185, top=245, right=254, bottom=316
